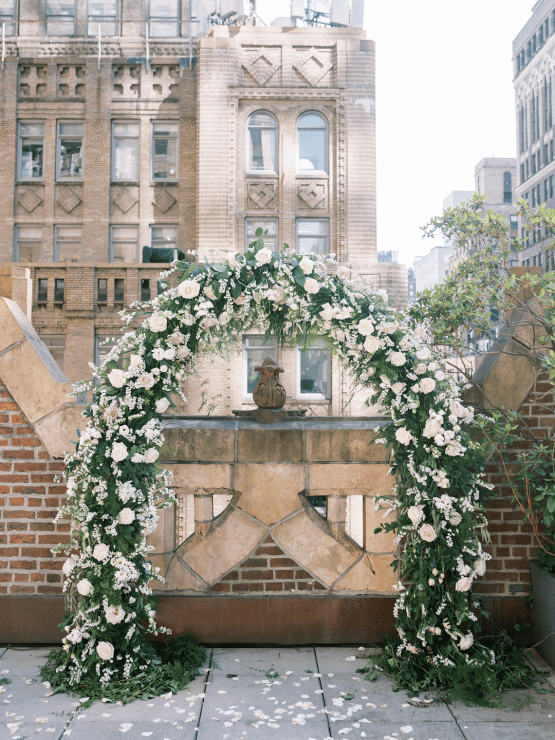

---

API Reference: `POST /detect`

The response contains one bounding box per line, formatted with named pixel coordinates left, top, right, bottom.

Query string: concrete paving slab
left=448, top=688, right=555, bottom=722
left=0, top=650, right=6, bottom=659
left=212, top=647, right=317, bottom=676
left=327, top=721, right=467, bottom=740
left=315, top=647, right=375, bottom=676
left=461, top=721, right=554, bottom=740
left=64, top=719, right=199, bottom=740
left=197, top=722, right=331, bottom=740
left=0, top=648, right=54, bottom=676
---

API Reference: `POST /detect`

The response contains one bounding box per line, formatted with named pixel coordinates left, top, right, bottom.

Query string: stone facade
left=0, top=11, right=407, bottom=416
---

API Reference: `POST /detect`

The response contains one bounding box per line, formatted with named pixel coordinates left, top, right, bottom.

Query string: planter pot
left=531, top=560, right=555, bottom=670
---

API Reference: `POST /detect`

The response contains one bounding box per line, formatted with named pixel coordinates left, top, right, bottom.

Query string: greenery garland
left=44, top=235, right=495, bottom=700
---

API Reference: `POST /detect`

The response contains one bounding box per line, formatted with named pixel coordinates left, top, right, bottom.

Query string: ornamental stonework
left=248, top=182, right=276, bottom=209
left=293, top=47, right=333, bottom=87
left=112, top=65, right=141, bottom=97
left=17, top=189, right=43, bottom=213
left=242, top=46, right=282, bottom=86
left=56, top=189, right=82, bottom=214
left=298, top=181, right=326, bottom=209
left=144, top=65, right=180, bottom=98
left=153, top=189, right=177, bottom=213
left=113, top=188, right=138, bottom=213
left=18, top=64, right=48, bottom=97
left=57, top=65, right=86, bottom=97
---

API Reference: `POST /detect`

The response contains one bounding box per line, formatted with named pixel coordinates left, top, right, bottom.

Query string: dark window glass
left=141, top=278, right=151, bottom=301
left=157, top=279, right=168, bottom=295
left=98, top=278, right=107, bottom=302
left=114, top=278, right=124, bottom=303
left=54, top=278, right=64, bottom=303
left=503, top=172, right=512, bottom=203
left=37, top=278, right=48, bottom=303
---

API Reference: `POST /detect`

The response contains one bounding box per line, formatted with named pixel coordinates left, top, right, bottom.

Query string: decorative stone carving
left=253, top=357, right=286, bottom=409
left=144, top=64, right=179, bottom=98
left=56, top=189, right=82, bottom=213
left=248, top=182, right=275, bottom=209
left=18, top=64, right=48, bottom=97
left=293, top=47, right=333, bottom=87
left=57, top=65, right=85, bottom=96
left=299, top=181, right=326, bottom=209
left=17, top=190, right=43, bottom=213
left=112, top=65, right=141, bottom=97
left=242, top=47, right=281, bottom=86
left=113, top=188, right=137, bottom=213
left=153, top=189, right=177, bottom=213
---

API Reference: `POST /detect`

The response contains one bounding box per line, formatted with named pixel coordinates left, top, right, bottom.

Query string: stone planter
left=531, top=560, right=555, bottom=670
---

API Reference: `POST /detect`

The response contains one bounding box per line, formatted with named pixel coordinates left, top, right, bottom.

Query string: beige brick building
left=0, top=4, right=407, bottom=415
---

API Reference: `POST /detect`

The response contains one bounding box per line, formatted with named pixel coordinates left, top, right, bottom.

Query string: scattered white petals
left=345, top=656, right=356, bottom=661
left=400, top=729, right=413, bottom=736
left=101, top=713, right=111, bottom=718
left=141, top=733, right=153, bottom=737
left=119, top=724, right=133, bottom=733
left=35, top=719, right=50, bottom=724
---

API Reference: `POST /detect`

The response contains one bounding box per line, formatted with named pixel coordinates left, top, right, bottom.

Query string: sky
left=256, top=0, right=534, bottom=266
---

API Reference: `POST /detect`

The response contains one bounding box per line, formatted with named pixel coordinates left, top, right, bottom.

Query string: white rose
left=148, top=314, right=167, bottom=333
left=434, top=433, right=445, bottom=446
left=415, top=363, right=427, bottom=375
left=299, top=256, right=314, bottom=274
left=67, top=628, right=82, bottom=644
left=203, top=285, right=216, bottom=300
left=168, top=332, right=185, bottom=345
left=218, top=311, right=231, bottom=324
left=304, top=277, right=320, bottom=294
left=390, top=352, right=406, bottom=367
left=227, top=252, right=240, bottom=269
left=364, top=335, right=381, bottom=354
left=152, top=347, right=165, bottom=361
left=448, top=512, right=462, bottom=526
left=333, top=329, right=345, bottom=342
left=428, top=578, right=435, bottom=586
left=155, top=398, right=170, bottom=414
left=108, top=369, right=126, bottom=388
left=336, top=266, right=351, bottom=280
left=475, top=559, right=487, bottom=577
left=381, top=321, right=398, bottom=334
left=119, top=508, right=135, bottom=525
left=131, top=452, right=145, bottom=463
left=96, top=641, right=114, bottom=660
left=449, top=400, right=466, bottom=417
left=136, top=372, right=155, bottom=389
left=418, top=523, right=438, bottom=542
left=395, top=427, right=412, bottom=445
left=177, top=345, right=191, bottom=358
left=62, top=557, right=77, bottom=576
left=76, top=578, right=93, bottom=596
left=459, top=634, right=474, bottom=651
left=420, top=378, right=436, bottom=394
left=416, top=347, right=431, bottom=361
left=435, top=369, right=446, bottom=381
left=423, top=417, right=443, bottom=438
left=406, top=645, right=419, bottom=655
left=129, top=354, right=143, bottom=368
left=445, top=444, right=459, bottom=456
left=320, top=304, right=337, bottom=321
left=177, top=280, right=200, bottom=299
left=233, top=294, right=246, bottom=305
left=105, top=605, right=125, bottom=625
left=391, top=382, right=405, bottom=395
left=203, top=317, right=218, bottom=330
left=455, top=576, right=472, bottom=592
left=92, top=543, right=109, bottom=561
left=111, top=442, right=128, bottom=462
left=407, top=505, right=425, bottom=524
left=163, top=347, right=176, bottom=360
left=144, top=448, right=159, bottom=464
left=255, top=247, right=272, bottom=265
left=357, top=318, right=375, bottom=336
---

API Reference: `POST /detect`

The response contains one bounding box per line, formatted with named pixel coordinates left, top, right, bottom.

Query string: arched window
left=503, top=171, right=512, bottom=203
left=297, top=112, right=327, bottom=173
left=246, top=111, right=277, bottom=173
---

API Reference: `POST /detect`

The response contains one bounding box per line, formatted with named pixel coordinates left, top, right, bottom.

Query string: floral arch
left=47, top=236, right=494, bottom=699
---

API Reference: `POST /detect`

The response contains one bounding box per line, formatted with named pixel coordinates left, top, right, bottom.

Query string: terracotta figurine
left=253, top=356, right=286, bottom=409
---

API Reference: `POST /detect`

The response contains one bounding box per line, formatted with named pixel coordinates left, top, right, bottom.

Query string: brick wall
left=0, top=382, right=67, bottom=595
left=474, top=375, right=554, bottom=599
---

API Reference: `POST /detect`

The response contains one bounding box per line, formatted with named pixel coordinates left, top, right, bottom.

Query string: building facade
left=0, top=3, right=407, bottom=416
left=513, top=0, right=555, bottom=268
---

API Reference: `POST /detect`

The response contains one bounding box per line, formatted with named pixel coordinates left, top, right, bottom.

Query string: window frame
left=45, top=0, right=77, bottom=36
left=295, top=218, right=329, bottom=256
left=148, top=0, right=181, bottom=38
left=14, top=224, right=43, bottom=262
left=40, top=334, right=66, bottom=374
left=54, top=224, right=82, bottom=263
left=296, top=111, right=328, bottom=175
left=86, top=0, right=119, bottom=37
left=296, top=339, right=332, bottom=401
left=111, top=120, right=140, bottom=182
left=245, top=110, right=278, bottom=175
left=0, top=0, right=16, bottom=35
left=148, top=223, right=178, bottom=261
left=17, top=121, right=45, bottom=181
left=56, top=121, right=84, bottom=181
left=242, top=335, right=278, bottom=400
left=109, top=224, right=139, bottom=263
left=151, top=121, right=179, bottom=182
left=245, top=218, right=278, bottom=252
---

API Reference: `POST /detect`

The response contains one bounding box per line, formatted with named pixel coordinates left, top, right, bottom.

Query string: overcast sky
left=256, top=1, right=534, bottom=266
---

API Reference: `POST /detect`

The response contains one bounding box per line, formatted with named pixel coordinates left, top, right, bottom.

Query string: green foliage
left=41, top=635, right=206, bottom=708
left=265, top=669, right=279, bottom=679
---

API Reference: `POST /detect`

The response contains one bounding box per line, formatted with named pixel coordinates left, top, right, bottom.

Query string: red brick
left=31, top=474, right=56, bottom=482
left=8, top=497, right=24, bottom=506
left=38, top=534, right=69, bottom=544
left=3, top=449, right=34, bottom=459
left=9, top=585, right=34, bottom=593
left=255, top=546, right=282, bottom=556
left=14, top=573, right=29, bottom=582
left=7, top=523, right=27, bottom=531
left=0, top=547, right=19, bottom=556
left=11, top=438, right=41, bottom=447
left=0, top=475, right=29, bottom=483
left=264, top=582, right=283, bottom=591
left=37, top=585, right=62, bottom=594
left=246, top=582, right=264, bottom=591
left=222, top=571, right=239, bottom=581
left=0, top=402, right=18, bottom=411
left=0, top=573, right=13, bottom=582
left=10, top=415, right=25, bottom=424
left=9, top=560, right=37, bottom=569
left=31, top=523, right=54, bottom=531
left=14, top=462, right=47, bottom=471
left=3, top=510, right=34, bottom=519
left=21, top=547, right=51, bottom=557
left=30, top=573, right=45, bottom=582
left=10, top=534, right=35, bottom=544
left=0, top=462, right=11, bottom=471
left=294, top=570, right=311, bottom=579
left=48, top=463, right=65, bottom=471
left=242, top=558, right=267, bottom=568
left=274, top=569, right=294, bottom=579
left=46, top=573, right=61, bottom=583
left=269, top=558, right=297, bottom=567
left=242, top=569, right=272, bottom=580
left=211, top=582, right=230, bottom=592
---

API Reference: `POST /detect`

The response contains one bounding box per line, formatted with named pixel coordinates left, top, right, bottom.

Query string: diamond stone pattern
left=294, top=47, right=333, bottom=87
left=299, top=181, right=325, bottom=209
left=17, top=189, right=43, bottom=213
left=113, top=188, right=138, bottom=213
left=248, top=182, right=275, bottom=209
left=153, top=189, right=176, bottom=213
left=242, top=47, right=281, bottom=86
left=56, top=188, right=81, bottom=213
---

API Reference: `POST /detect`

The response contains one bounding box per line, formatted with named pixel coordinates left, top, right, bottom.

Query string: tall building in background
left=513, top=0, right=555, bottom=269
left=0, top=1, right=407, bottom=416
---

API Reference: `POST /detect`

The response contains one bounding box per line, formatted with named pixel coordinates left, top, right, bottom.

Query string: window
left=245, top=219, right=278, bottom=251
left=550, top=174, right=554, bottom=199
left=54, top=278, right=65, bottom=304
left=87, top=0, right=118, bottom=36
left=537, top=183, right=542, bottom=204
left=538, top=252, right=543, bottom=267
left=521, top=163, right=525, bottom=183
left=151, top=121, right=178, bottom=180
left=46, top=0, right=76, bottom=36
left=510, top=214, right=518, bottom=229
left=157, top=279, right=168, bottom=295
left=246, top=112, right=277, bottom=173
left=55, top=225, right=81, bottom=262
left=141, top=279, right=151, bottom=301
left=243, top=335, right=278, bottom=397
left=297, top=112, right=327, bottom=172
left=112, top=121, right=139, bottom=181
left=97, top=278, right=107, bottom=303
left=148, top=0, right=180, bottom=37
left=15, top=225, right=43, bottom=262
left=37, top=278, right=48, bottom=304
left=144, top=225, right=179, bottom=262
left=57, top=122, right=83, bottom=179
left=18, top=122, right=45, bottom=180
left=503, top=172, right=512, bottom=203
left=297, top=339, right=331, bottom=400
left=41, top=335, right=66, bottom=374
left=95, top=334, right=121, bottom=368
left=0, top=0, right=16, bottom=35
left=545, top=178, right=550, bottom=203
left=110, top=225, right=138, bottom=263
left=296, top=219, right=329, bottom=255
left=114, top=278, right=124, bottom=303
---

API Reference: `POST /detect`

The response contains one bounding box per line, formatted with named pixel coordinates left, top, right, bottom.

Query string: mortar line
left=193, top=646, right=213, bottom=739
left=313, top=646, right=333, bottom=738
left=444, top=698, right=471, bottom=740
